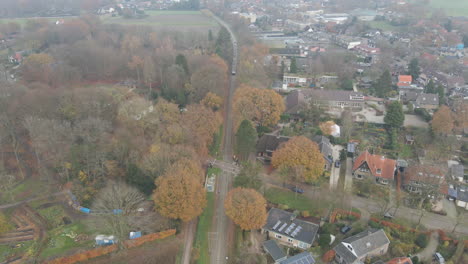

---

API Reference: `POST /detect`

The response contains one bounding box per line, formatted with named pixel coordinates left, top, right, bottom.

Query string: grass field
left=264, top=187, right=328, bottom=216
left=40, top=222, right=94, bottom=259
left=193, top=192, right=214, bottom=264
left=366, top=20, right=401, bottom=32
left=101, top=10, right=218, bottom=29
left=0, top=17, right=69, bottom=26
left=429, top=0, right=468, bottom=17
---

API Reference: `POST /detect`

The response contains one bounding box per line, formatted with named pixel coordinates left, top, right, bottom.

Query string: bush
left=320, top=223, right=335, bottom=234
left=415, top=233, right=428, bottom=248
left=301, top=210, right=310, bottom=217
left=369, top=221, right=383, bottom=229
left=279, top=204, right=289, bottom=210
left=414, top=108, right=431, bottom=122
left=318, top=233, right=331, bottom=248
left=411, top=256, right=419, bottom=264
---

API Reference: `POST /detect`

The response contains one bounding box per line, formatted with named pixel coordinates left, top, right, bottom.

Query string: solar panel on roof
left=291, top=226, right=302, bottom=237
left=272, top=220, right=282, bottom=230
left=278, top=223, right=288, bottom=232
left=285, top=223, right=296, bottom=234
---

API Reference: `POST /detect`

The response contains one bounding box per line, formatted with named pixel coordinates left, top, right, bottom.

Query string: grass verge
left=264, top=187, right=322, bottom=214
left=193, top=192, right=215, bottom=264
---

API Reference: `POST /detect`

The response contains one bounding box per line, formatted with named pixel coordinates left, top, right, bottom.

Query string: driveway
left=329, top=145, right=343, bottom=190
left=415, top=231, right=439, bottom=263
left=442, top=199, right=458, bottom=219
left=344, top=158, right=353, bottom=192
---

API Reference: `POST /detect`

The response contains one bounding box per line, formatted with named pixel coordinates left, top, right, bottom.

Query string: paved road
left=182, top=220, right=196, bottom=264
left=416, top=231, right=439, bottom=262
left=329, top=145, right=343, bottom=190
left=210, top=13, right=238, bottom=264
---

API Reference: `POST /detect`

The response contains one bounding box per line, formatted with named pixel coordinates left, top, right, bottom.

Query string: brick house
left=352, top=151, right=397, bottom=185
left=262, top=208, right=319, bottom=250
left=402, top=165, right=447, bottom=196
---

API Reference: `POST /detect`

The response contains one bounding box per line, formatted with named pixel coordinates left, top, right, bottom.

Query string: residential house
left=332, top=35, right=361, bottom=49
left=402, top=165, right=447, bottom=196
left=285, top=89, right=365, bottom=115
left=262, top=208, right=319, bottom=249
left=283, top=74, right=310, bottom=89
left=313, top=136, right=333, bottom=170
left=455, top=186, right=468, bottom=210
left=333, top=229, right=390, bottom=264
left=352, top=151, right=397, bottom=185
left=397, top=75, right=412, bottom=88
left=385, top=257, right=413, bottom=264
left=413, top=93, right=439, bottom=110
left=263, top=240, right=287, bottom=263
left=256, top=134, right=291, bottom=162
left=280, top=252, right=315, bottom=264
left=451, top=164, right=464, bottom=182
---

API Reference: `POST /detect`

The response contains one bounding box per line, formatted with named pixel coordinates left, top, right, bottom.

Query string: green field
left=429, top=0, right=468, bottom=17
left=366, top=20, right=401, bottom=32
left=0, top=17, right=69, bottom=27
left=101, top=10, right=218, bottom=29
left=193, top=192, right=215, bottom=264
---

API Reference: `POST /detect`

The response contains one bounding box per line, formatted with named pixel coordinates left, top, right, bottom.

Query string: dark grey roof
left=285, top=89, right=364, bottom=113
left=285, top=90, right=306, bottom=114
left=334, top=229, right=390, bottom=264
left=256, top=134, right=291, bottom=153
left=400, top=91, right=421, bottom=102
left=457, top=187, right=468, bottom=202
left=451, top=165, right=464, bottom=179
left=304, top=89, right=364, bottom=103
left=263, top=208, right=319, bottom=245
left=280, top=252, right=315, bottom=264
left=415, top=93, right=439, bottom=106
left=313, top=136, right=333, bottom=162
left=263, top=240, right=287, bottom=262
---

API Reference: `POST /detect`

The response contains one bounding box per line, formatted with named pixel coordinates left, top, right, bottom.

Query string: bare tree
left=91, top=181, right=149, bottom=248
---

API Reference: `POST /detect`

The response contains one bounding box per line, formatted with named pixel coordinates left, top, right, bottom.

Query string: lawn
left=0, top=241, right=34, bottom=262
left=429, top=0, right=468, bottom=17
left=0, top=17, right=69, bottom=27
left=37, top=205, right=67, bottom=229
left=366, top=20, right=401, bottom=32
left=0, top=178, right=50, bottom=204
left=193, top=192, right=215, bottom=264
left=40, top=222, right=94, bottom=260
left=264, top=187, right=325, bottom=215
left=101, top=10, right=218, bottom=29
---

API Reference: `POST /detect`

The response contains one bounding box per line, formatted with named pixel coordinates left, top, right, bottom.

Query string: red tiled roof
left=403, top=165, right=447, bottom=188
left=398, top=75, right=412, bottom=83
left=352, top=151, right=397, bottom=180
left=386, top=257, right=413, bottom=264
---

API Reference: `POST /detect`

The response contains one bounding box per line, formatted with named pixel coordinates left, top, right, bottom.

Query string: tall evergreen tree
left=425, top=79, right=436, bottom=93
left=375, top=70, right=392, bottom=97
left=208, top=29, right=213, bottom=41
left=408, top=58, right=420, bottom=80
left=175, top=54, right=189, bottom=75
left=215, top=27, right=232, bottom=62
left=235, top=120, right=258, bottom=161
left=290, top=57, right=298, bottom=73
left=384, top=101, right=405, bottom=128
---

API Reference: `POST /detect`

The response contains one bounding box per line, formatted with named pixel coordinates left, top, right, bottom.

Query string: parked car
left=291, top=187, right=304, bottom=194
left=334, top=161, right=341, bottom=168
left=340, top=226, right=352, bottom=234
left=434, top=252, right=445, bottom=264
left=383, top=212, right=394, bottom=219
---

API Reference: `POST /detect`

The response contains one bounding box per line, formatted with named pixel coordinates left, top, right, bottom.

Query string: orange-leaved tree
left=201, top=92, right=223, bottom=111
left=224, top=188, right=267, bottom=230
left=432, top=105, right=454, bottom=135
left=233, top=84, right=285, bottom=129
left=272, top=136, right=325, bottom=183
left=152, top=159, right=206, bottom=222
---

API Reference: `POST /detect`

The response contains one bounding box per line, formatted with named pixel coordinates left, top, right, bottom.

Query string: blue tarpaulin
left=129, top=231, right=142, bottom=239
left=80, top=207, right=91, bottom=214
left=113, top=209, right=123, bottom=215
